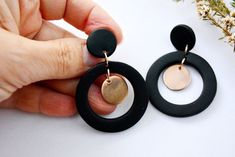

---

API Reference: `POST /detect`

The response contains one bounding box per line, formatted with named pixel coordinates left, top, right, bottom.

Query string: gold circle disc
left=101, top=76, right=128, bottom=105
left=163, top=64, right=191, bottom=91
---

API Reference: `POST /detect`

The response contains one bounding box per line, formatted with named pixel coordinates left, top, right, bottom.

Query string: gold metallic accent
left=103, top=51, right=111, bottom=82
left=101, top=76, right=128, bottom=105
left=103, top=51, right=109, bottom=67
left=184, top=44, right=189, bottom=53
left=163, top=64, right=191, bottom=91
left=179, top=44, right=189, bottom=69
left=180, top=58, right=186, bottom=70
left=106, top=69, right=111, bottom=83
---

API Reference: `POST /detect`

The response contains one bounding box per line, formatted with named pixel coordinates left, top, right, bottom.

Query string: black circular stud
left=170, top=24, right=196, bottom=52
left=86, top=29, right=117, bottom=58
left=146, top=51, right=217, bottom=117
left=76, top=61, right=149, bottom=132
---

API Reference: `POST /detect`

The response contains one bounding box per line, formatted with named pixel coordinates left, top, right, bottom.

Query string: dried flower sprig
left=196, top=0, right=235, bottom=45
left=177, top=0, right=235, bottom=49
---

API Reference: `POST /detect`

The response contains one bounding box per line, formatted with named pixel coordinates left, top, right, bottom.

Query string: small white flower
left=227, top=34, right=235, bottom=44
left=197, top=1, right=209, bottom=7
left=196, top=0, right=211, bottom=19
left=221, top=15, right=235, bottom=29
left=197, top=5, right=211, bottom=19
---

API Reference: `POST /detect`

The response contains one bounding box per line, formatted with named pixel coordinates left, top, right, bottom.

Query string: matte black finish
left=86, top=29, right=117, bottom=58
left=170, top=25, right=196, bottom=52
left=76, top=62, right=149, bottom=132
left=146, top=51, right=217, bottom=117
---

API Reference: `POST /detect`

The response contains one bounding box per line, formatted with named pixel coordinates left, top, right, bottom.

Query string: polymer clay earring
left=146, top=24, right=217, bottom=117
left=76, top=29, right=148, bottom=132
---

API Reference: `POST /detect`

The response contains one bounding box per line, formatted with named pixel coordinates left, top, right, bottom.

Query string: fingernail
left=83, top=44, right=102, bottom=67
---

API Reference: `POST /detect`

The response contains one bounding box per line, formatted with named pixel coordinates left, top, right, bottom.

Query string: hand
left=0, top=0, right=122, bottom=116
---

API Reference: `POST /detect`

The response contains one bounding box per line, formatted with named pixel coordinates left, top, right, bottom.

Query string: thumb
left=0, top=29, right=100, bottom=102
left=23, top=37, right=101, bottom=83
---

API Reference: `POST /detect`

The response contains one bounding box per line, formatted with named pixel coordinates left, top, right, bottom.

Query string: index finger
left=40, top=0, right=123, bottom=42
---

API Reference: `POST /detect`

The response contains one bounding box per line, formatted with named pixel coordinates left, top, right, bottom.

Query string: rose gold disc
left=101, top=76, right=128, bottom=105
left=163, top=64, right=191, bottom=91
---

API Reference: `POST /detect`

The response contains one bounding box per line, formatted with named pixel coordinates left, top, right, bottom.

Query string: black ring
left=146, top=51, right=217, bottom=117
left=76, top=61, right=149, bottom=132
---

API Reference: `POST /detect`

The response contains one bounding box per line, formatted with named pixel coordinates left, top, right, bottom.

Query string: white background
left=1, top=0, right=235, bottom=157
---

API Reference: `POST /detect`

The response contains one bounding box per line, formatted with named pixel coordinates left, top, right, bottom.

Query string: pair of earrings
left=76, top=24, right=217, bottom=133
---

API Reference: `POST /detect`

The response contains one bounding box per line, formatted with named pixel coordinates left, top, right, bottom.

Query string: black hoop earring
left=146, top=24, right=217, bottom=117
left=76, top=29, right=149, bottom=132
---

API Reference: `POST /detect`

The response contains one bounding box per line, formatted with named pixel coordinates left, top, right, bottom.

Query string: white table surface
left=1, top=0, right=235, bottom=157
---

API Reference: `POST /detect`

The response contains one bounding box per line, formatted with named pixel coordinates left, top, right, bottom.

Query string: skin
left=0, top=0, right=122, bottom=117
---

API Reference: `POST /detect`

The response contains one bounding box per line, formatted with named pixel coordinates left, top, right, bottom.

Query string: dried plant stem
left=207, top=14, right=232, bottom=36
left=175, top=0, right=235, bottom=49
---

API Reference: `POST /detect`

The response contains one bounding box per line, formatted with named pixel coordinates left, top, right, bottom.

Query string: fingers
left=32, top=20, right=101, bottom=79
left=0, top=0, right=19, bottom=33
left=34, top=20, right=76, bottom=40
left=64, top=0, right=122, bottom=42
left=27, top=20, right=103, bottom=83
left=39, top=0, right=67, bottom=20
left=40, top=0, right=122, bottom=42
left=40, top=78, right=78, bottom=96
left=40, top=80, right=116, bottom=115
left=88, top=85, right=116, bottom=115
left=0, top=84, right=116, bottom=116
left=0, top=85, right=76, bottom=116
left=40, top=74, right=109, bottom=97
left=18, top=0, right=42, bottom=38
left=20, top=35, right=100, bottom=83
